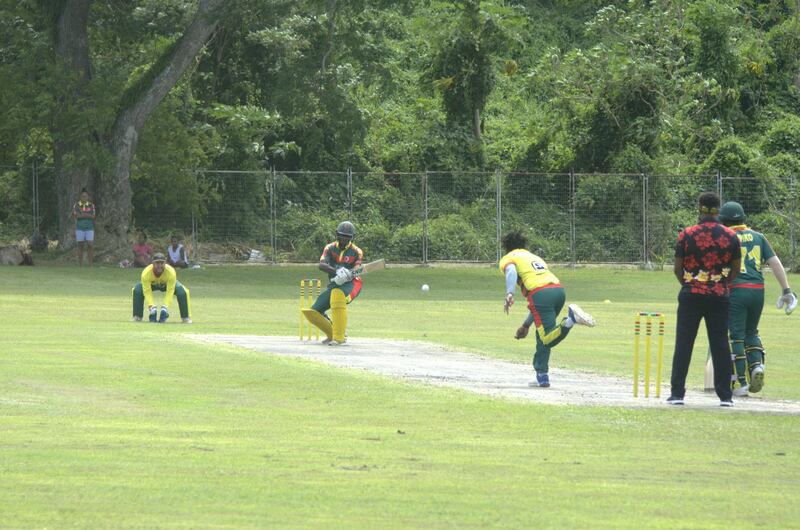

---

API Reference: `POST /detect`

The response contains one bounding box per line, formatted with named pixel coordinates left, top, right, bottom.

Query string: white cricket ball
left=421, top=284, right=430, bottom=292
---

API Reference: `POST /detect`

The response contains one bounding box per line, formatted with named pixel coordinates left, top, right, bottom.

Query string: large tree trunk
left=51, top=0, right=224, bottom=258
left=53, top=0, right=94, bottom=248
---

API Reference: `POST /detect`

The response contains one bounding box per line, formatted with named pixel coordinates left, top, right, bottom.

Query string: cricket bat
left=704, top=351, right=714, bottom=392
left=352, top=259, right=386, bottom=277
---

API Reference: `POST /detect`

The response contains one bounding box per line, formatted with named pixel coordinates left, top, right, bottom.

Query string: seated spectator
left=132, top=232, right=153, bottom=268
left=167, top=235, right=188, bottom=269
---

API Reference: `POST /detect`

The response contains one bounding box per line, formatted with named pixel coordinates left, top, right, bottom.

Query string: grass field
left=1, top=264, right=799, bottom=528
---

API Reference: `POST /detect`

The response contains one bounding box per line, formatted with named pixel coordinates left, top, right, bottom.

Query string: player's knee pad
left=745, top=335, right=763, bottom=350
left=745, top=336, right=765, bottom=365
left=330, top=289, right=347, bottom=342
left=302, top=308, right=333, bottom=339
left=330, top=288, right=346, bottom=309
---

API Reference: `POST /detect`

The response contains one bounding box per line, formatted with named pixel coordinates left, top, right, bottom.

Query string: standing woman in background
left=72, top=188, right=96, bottom=267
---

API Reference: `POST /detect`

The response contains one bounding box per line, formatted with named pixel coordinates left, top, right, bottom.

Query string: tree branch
left=112, top=0, right=225, bottom=136
left=321, top=0, right=338, bottom=73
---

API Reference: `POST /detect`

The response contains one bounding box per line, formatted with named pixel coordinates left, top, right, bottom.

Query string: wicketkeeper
left=131, top=252, right=192, bottom=323
left=301, top=221, right=363, bottom=345
left=719, top=201, right=796, bottom=396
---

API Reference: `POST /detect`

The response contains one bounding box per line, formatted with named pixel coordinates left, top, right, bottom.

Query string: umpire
left=668, top=192, right=741, bottom=407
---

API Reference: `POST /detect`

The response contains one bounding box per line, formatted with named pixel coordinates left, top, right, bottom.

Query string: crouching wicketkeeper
left=132, top=252, right=192, bottom=323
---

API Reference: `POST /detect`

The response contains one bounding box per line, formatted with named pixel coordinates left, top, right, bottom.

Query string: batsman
left=301, top=221, right=363, bottom=345
left=719, top=201, right=797, bottom=396
left=131, top=252, right=192, bottom=323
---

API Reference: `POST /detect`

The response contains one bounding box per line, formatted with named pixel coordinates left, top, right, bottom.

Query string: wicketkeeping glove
left=777, top=288, right=798, bottom=315
left=148, top=306, right=158, bottom=322
left=158, top=305, right=169, bottom=323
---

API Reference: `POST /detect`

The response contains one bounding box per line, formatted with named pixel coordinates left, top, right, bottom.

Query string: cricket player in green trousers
left=301, top=221, right=363, bottom=345
left=499, top=230, right=596, bottom=387
left=718, top=201, right=797, bottom=396
left=131, top=253, right=192, bottom=323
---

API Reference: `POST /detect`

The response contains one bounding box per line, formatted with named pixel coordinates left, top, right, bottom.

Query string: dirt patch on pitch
left=188, top=334, right=800, bottom=415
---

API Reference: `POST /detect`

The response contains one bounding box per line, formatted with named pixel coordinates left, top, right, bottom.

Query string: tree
left=49, top=0, right=224, bottom=253
left=427, top=0, right=512, bottom=168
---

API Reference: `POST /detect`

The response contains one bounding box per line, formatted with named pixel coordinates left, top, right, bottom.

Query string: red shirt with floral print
left=675, top=221, right=741, bottom=296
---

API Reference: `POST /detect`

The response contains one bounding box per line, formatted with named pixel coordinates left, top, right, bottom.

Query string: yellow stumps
left=633, top=312, right=665, bottom=398
left=299, top=278, right=322, bottom=340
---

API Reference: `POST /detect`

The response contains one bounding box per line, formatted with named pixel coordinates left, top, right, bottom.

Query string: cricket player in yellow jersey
left=499, top=230, right=595, bottom=387
left=131, top=253, right=192, bottom=323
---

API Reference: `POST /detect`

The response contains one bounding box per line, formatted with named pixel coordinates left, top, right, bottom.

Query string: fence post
left=190, top=170, right=198, bottom=262
left=32, top=161, right=39, bottom=235
left=791, top=174, right=797, bottom=272
left=642, top=173, right=649, bottom=268
left=269, top=166, right=277, bottom=264
left=422, top=171, right=429, bottom=265
left=495, top=169, right=502, bottom=263
left=191, top=213, right=198, bottom=262
left=569, top=168, right=576, bottom=268
left=716, top=169, right=723, bottom=200
left=347, top=167, right=353, bottom=220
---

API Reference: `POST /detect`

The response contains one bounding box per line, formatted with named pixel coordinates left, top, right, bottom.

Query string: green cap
left=719, top=201, right=746, bottom=225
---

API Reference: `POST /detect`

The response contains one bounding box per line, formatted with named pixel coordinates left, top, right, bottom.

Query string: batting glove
left=333, top=267, right=349, bottom=286
left=158, top=305, right=169, bottom=323
left=777, top=288, right=798, bottom=315
left=148, top=305, right=158, bottom=322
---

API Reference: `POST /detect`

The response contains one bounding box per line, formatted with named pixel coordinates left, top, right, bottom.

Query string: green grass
left=1, top=265, right=799, bottom=528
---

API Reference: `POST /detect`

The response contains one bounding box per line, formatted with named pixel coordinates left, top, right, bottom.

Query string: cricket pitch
left=188, top=334, right=800, bottom=415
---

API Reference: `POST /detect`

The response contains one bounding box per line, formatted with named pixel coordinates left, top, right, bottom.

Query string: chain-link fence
left=2, top=166, right=798, bottom=269
left=0, top=163, right=57, bottom=248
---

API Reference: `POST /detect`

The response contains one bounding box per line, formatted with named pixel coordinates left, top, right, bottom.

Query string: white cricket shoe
left=749, top=365, right=765, bottom=393
left=321, top=337, right=333, bottom=345
left=733, top=384, right=749, bottom=397
left=132, top=316, right=142, bottom=322
left=182, top=317, right=192, bottom=324
left=568, top=304, right=596, bottom=327
left=327, top=339, right=347, bottom=346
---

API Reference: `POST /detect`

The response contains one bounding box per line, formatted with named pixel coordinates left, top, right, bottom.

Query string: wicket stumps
left=299, top=278, right=322, bottom=340
left=633, top=312, right=665, bottom=398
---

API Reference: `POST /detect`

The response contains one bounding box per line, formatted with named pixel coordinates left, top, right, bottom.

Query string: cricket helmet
left=336, top=221, right=356, bottom=238
left=719, top=201, right=746, bottom=225
left=152, top=252, right=167, bottom=262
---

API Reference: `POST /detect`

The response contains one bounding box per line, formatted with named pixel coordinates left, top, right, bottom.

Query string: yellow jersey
left=499, top=249, right=560, bottom=293
left=140, top=263, right=178, bottom=309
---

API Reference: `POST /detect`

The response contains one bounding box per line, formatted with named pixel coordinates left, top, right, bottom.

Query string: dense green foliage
left=0, top=1, right=798, bottom=263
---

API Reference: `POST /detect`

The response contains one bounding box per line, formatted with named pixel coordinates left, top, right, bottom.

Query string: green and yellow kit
left=131, top=263, right=191, bottom=319
left=728, top=224, right=775, bottom=386
left=499, top=249, right=570, bottom=374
